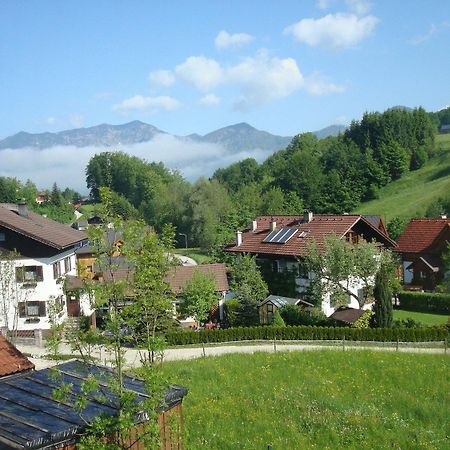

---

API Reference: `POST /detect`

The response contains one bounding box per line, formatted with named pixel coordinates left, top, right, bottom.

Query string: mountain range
left=0, top=121, right=346, bottom=154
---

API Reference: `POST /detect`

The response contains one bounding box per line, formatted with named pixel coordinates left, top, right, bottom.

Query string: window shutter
left=18, top=302, right=26, bottom=318
left=53, top=263, right=58, bottom=279
left=16, top=267, right=24, bottom=282
left=36, top=266, right=44, bottom=282
left=38, top=301, right=46, bottom=317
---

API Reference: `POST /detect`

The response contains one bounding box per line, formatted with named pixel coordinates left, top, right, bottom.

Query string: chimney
left=252, top=220, right=258, bottom=232
left=303, top=211, right=313, bottom=223
left=236, top=231, right=242, bottom=247
left=17, top=201, right=28, bottom=218
left=270, top=220, right=276, bottom=231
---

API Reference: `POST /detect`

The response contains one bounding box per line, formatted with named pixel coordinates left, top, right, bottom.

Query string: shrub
left=398, top=292, right=450, bottom=314
left=166, top=325, right=448, bottom=346
left=272, top=310, right=286, bottom=327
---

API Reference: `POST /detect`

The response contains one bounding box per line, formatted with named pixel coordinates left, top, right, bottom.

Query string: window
left=0, top=232, right=5, bottom=242
left=16, top=266, right=43, bottom=283
left=53, top=261, right=62, bottom=279
left=64, top=256, right=72, bottom=273
left=18, top=301, right=46, bottom=317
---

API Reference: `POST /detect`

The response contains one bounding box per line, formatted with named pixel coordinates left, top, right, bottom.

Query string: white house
left=0, top=202, right=88, bottom=333
left=225, top=212, right=396, bottom=317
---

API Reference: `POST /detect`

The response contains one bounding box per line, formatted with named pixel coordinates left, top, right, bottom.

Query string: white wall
left=0, top=249, right=78, bottom=331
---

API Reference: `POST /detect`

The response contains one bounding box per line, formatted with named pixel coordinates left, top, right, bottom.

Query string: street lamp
left=178, top=233, right=188, bottom=249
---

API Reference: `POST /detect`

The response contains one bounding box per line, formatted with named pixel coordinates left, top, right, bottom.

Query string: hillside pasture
left=355, top=134, right=450, bottom=220
left=164, top=351, right=449, bottom=449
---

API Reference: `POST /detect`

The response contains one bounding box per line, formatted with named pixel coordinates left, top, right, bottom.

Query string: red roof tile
left=225, top=214, right=395, bottom=257
left=165, top=263, right=229, bottom=294
left=0, top=203, right=86, bottom=249
left=0, top=335, right=34, bottom=377
left=396, top=219, right=450, bottom=254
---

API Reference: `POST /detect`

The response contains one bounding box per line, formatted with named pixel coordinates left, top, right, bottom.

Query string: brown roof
left=165, top=263, right=229, bottom=294
left=0, top=203, right=86, bottom=250
left=396, top=218, right=450, bottom=255
left=0, top=335, right=34, bottom=377
left=225, top=214, right=395, bottom=257
left=330, top=308, right=366, bottom=324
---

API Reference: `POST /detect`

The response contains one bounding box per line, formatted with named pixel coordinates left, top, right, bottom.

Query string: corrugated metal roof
left=0, top=360, right=187, bottom=449
left=0, top=203, right=86, bottom=250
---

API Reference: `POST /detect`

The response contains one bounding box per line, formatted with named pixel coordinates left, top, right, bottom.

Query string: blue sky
left=1, top=0, right=449, bottom=140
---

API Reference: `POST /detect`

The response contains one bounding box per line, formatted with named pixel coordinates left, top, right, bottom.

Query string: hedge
left=166, top=325, right=448, bottom=346
left=398, top=291, right=450, bottom=314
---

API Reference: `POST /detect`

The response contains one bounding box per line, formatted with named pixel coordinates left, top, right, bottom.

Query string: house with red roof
left=396, top=217, right=450, bottom=290
left=225, top=212, right=396, bottom=316
left=0, top=335, right=35, bottom=378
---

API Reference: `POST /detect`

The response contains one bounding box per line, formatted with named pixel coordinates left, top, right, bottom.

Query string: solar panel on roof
left=262, top=227, right=297, bottom=244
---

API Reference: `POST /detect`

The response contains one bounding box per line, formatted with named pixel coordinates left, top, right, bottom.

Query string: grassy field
left=355, top=133, right=450, bottom=221
left=164, top=351, right=449, bottom=449
left=393, top=308, right=449, bottom=326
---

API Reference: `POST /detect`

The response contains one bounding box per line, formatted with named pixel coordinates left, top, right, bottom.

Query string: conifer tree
left=373, top=263, right=393, bottom=328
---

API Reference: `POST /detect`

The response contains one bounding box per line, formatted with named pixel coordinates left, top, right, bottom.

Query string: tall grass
left=164, top=351, right=449, bottom=449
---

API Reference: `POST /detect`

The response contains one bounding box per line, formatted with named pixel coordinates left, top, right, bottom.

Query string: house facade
left=396, top=217, right=450, bottom=291
left=225, top=212, right=396, bottom=317
left=0, top=203, right=87, bottom=333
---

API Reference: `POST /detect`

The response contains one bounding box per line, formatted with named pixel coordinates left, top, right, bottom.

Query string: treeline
left=84, top=107, right=437, bottom=251
left=0, top=177, right=79, bottom=223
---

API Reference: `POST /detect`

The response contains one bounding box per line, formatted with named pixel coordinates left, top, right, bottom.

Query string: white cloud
left=199, top=94, right=220, bottom=106
left=316, top=0, right=332, bottom=9
left=345, top=0, right=371, bottom=16
left=304, top=72, right=346, bottom=95
left=113, top=95, right=181, bottom=112
left=148, top=69, right=175, bottom=87
left=284, top=13, right=379, bottom=50
left=0, top=135, right=275, bottom=192
left=175, top=56, right=223, bottom=91
left=215, top=30, right=254, bottom=50
left=410, top=21, right=450, bottom=45
left=227, top=50, right=304, bottom=110
left=45, top=117, right=56, bottom=125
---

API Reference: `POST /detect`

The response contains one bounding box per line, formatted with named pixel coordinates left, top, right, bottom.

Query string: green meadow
left=355, top=133, right=450, bottom=221
left=393, top=309, right=449, bottom=326
left=164, top=351, right=449, bottom=449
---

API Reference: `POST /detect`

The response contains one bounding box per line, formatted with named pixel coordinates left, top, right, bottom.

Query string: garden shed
left=0, top=360, right=187, bottom=449
left=259, top=295, right=313, bottom=324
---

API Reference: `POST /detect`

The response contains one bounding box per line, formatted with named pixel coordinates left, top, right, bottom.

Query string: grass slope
left=393, top=308, right=449, bottom=325
left=164, top=351, right=449, bottom=449
left=355, top=133, right=450, bottom=221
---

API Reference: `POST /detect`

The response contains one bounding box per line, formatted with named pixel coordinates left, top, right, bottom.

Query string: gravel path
left=19, top=341, right=447, bottom=370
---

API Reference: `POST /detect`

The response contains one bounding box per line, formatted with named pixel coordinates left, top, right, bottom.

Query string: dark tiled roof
left=225, top=214, right=395, bottom=257
left=0, top=360, right=187, bottom=449
left=330, top=308, right=366, bottom=324
left=0, top=203, right=86, bottom=250
left=165, top=263, right=229, bottom=294
left=0, top=335, right=34, bottom=377
left=396, top=218, right=450, bottom=254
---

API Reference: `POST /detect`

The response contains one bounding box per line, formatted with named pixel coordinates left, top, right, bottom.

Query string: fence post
left=445, top=338, right=448, bottom=355
left=396, top=338, right=399, bottom=352
left=342, top=334, right=345, bottom=351
left=202, top=341, right=206, bottom=357
left=273, top=334, right=277, bottom=352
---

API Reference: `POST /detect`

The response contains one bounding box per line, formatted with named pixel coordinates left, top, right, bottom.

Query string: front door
left=67, top=294, right=81, bottom=317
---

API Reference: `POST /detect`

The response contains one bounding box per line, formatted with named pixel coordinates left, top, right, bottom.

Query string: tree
left=387, top=217, right=408, bottom=241
left=230, top=254, right=268, bottom=326
left=272, top=309, right=286, bottom=327
left=372, top=263, right=393, bottom=328
left=305, top=235, right=385, bottom=308
left=55, top=204, right=174, bottom=448
left=181, top=269, right=218, bottom=326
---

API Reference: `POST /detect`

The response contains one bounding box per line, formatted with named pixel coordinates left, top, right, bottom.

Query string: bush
left=272, top=310, right=286, bottom=327
left=398, top=292, right=450, bottom=314
left=166, top=324, right=448, bottom=346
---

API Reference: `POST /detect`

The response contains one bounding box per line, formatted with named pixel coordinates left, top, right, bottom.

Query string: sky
left=0, top=0, right=449, bottom=190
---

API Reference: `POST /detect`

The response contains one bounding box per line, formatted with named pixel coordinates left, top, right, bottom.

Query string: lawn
left=393, top=308, right=449, bottom=326
left=354, top=134, right=450, bottom=221
left=163, top=351, right=449, bottom=449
